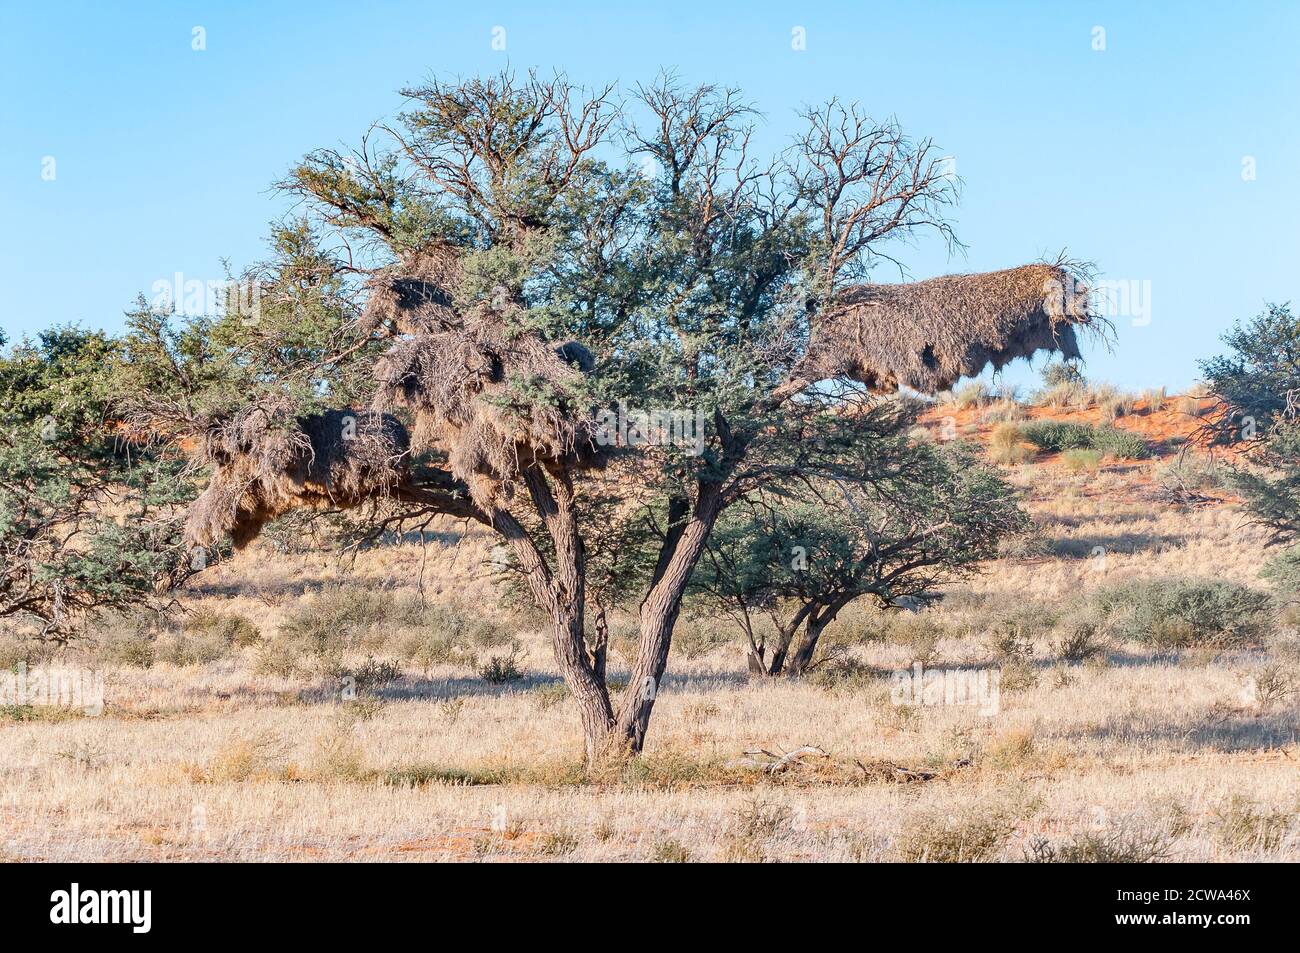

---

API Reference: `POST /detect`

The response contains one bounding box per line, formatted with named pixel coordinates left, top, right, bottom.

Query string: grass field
left=2, top=394, right=1297, bottom=862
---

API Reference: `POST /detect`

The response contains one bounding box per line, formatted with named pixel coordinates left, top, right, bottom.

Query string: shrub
left=981, top=401, right=1025, bottom=425
left=329, top=656, right=403, bottom=693
left=1025, top=826, right=1175, bottom=863
left=1083, top=578, right=1274, bottom=648
left=1157, top=452, right=1228, bottom=492
left=185, top=610, right=261, bottom=648
left=254, top=639, right=302, bottom=679
left=1021, top=421, right=1148, bottom=460
left=532, top=681, right=569, bottom=710
left=1060, top=448, right=1103, bottom=472
left=1213, top=795, right=1295, bottom=853
left=91, top=611, right=159, bottom=668
left=1260, top=548, right=1300, bottom=594
left=150, top=610, right=262, bottom=666
left=1102, top=427, right=1150, bottom=458
left=649, top=838, right=693, bottom=863
left=308, top=727, right=368, bottom=782
left=1177, top=393, right=1211, bottom=418
left=988, top=423, right=1032, bottom=465
left=1249, top=663, right=1296, bottom=710
left=1096, top=388, right=1135, bottom=422
left=893, top=805, right=1020, bottom=862
left=1041, top=362, right=1086, bottom=388
left=983, top=602, right=1057, bottom=649
left=1143, top=386, right=1167, bottom=412
left=537, top=831, right=580, bottom=857
left=1034, top=380, right=1089, bottom=409
left=673, top=619, right=732, bottom=659
left=278, top=586, right=395, bottom=656
left=1051, top=615, right=1109, bottom=662
left=479, top=646, right=525, bottom=684
left=886, top=613, right=949, bottom=665
left=184, top=729, right=289, bottom=783
left=952, top=381, right=989, bottom=409
left=1020, top=421, right=1098, bottom=451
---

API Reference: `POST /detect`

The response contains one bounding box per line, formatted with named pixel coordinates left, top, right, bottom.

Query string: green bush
left=184, top=610, right=261, bottom=648
left=1083, top=578, right=1274, bottom=648
left=278, top=586, right=396, bottom=655
left=479, top=647, right=525, bottom=684
left=1060, top=448, right=1103, bottom=472
left=1021, top=421, right=1148, bottom=460
left=1261, top=548, right=1300, bottom=594
left=278, top=588, right=512, bottom=664
left=1041, top=362, right=1086, bottom=388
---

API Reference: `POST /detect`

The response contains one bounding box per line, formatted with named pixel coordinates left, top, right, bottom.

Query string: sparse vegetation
left=1060, top=448, right=1103, bottom=472
left=1082, top=578, right=1274, bottom=649
left=989, top=423, right=1033, bottom=465
left=2, top=58, right=1293, bottom=868
left=892, top=803, right=1022, bottom=862
left=1021, top=421, right=1148, bottom=459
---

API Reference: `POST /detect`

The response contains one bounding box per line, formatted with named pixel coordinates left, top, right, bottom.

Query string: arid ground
left=2, top=388, right=1297, bottom=862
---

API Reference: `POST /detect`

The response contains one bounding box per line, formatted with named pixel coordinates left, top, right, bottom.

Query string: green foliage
left=692, top=437, right=1028, bottom=672
left=1040, top=361, right=1085, bottom=388
left=1199, top=303, right=1299, bottom=439
left=1020, top=421, right=1148, bottom=459
left=479, top=647, right=525, bottom=684
left=1194, top=307, right=1300, bottom=542
left=1060, top=448, right=1104, bottom=471
left=1081, top=578, right=1274, bottom=648
left=0, top=328, right=184, bottom=637
left=1261, top=547, right=1300, bottom=593
left=1230, top=422, right=1300, bottom=543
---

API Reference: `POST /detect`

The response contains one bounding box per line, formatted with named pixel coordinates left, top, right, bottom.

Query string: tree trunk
left=550, top=607, right=615, bottom=764
left=614, top=490, right=723, bottom=752
left=784, top=598, right=849, bottom=677
left=784, top=618, right=827, bottom=677
left=503, top=469, right=615, bottom=765
left=760, top=602, right=817, bottom=677
left=590, top=603, right=609, bottom=684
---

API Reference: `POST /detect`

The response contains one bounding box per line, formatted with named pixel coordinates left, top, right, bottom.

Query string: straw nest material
left=358, top=246, right=463, bottom=336
left=372, top=311, right=601, bottom=510
left=803, top=262, right=1096, bottom=393
left=185, top=404, right=410, bottom=549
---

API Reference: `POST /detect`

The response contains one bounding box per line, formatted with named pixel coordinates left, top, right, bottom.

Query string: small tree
left=0, top=328, right=182, bottom=639
left=133, top=72, right=1094, bottom=763
left=1199, top=303, right=1299, bottom=441
left=1199, top=303, right=1300, bottom=564
left=693, top=439, right=1027, bottom=676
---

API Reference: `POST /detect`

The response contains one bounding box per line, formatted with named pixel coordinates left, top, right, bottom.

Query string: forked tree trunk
left=752, top=603, right=815, bottom=677
left=784, top=598, right=850, bottom=677
left=501, top=470, right=615, bottom=765
left=613, top=491, right=724, bottom=752
left=550, top=607, right=615, bottom=764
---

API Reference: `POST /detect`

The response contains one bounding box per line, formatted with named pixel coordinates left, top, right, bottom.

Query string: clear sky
left=2, top=1, right=1296, bottom=390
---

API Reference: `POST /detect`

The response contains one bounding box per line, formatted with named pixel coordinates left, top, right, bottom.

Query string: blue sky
left=2, top=1, right=1296, bottom=390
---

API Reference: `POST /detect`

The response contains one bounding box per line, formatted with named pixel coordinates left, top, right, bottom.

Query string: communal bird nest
left=358, top=246, right=463, bottom=336
left=804, top=260, right=1101, bottom=394
left=185, top=404, right=410, bottom=549
left=365, top=251, right=601, bottom=511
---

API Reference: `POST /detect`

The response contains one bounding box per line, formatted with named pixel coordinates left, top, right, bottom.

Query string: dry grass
left=1, top=427, right=1296, bottom=862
